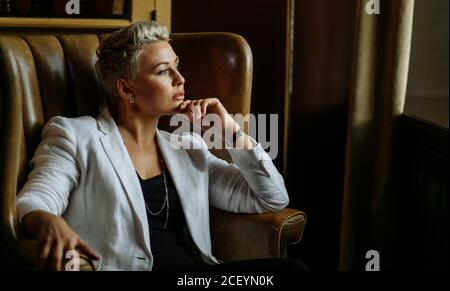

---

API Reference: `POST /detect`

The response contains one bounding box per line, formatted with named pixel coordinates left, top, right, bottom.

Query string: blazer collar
left=95, top=108, right=204, bottom=255
left=96, top=107, right=115, bottom=134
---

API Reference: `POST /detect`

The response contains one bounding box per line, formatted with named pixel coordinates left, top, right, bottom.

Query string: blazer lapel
left=96, top=109, right=151, bottom=255
left=156, top=130, right=204, bottom=248
left=156, top=130, right=199, bottom=215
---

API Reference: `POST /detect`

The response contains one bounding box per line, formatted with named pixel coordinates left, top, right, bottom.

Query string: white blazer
left=16, top=108, right=289, bottom=271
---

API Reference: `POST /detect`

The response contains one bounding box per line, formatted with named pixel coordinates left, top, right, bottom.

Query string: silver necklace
left=144, top=158, right=170, bottom=230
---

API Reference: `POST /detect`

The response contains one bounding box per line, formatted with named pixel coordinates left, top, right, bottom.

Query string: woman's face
left=127, top=41, right=185, bottom=116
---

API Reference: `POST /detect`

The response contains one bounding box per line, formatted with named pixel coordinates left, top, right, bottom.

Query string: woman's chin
left=169, top=101, right=185, bottom=113
left=163, top=106, right=183, bottom=116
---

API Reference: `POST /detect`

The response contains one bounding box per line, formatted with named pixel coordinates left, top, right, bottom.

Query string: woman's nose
left=173, top=69, right=185, bottom=86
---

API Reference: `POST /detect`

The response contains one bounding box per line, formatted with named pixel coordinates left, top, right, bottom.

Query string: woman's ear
left=115, top=78, right=134, bottom=101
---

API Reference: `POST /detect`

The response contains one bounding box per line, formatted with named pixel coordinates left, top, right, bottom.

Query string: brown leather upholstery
left=0, top=32, right=306, bottom=269
left=210, top=208, right=306, bottom=261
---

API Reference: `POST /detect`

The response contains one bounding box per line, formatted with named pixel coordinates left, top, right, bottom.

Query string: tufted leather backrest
left=0, top=32, right=253, bottom=244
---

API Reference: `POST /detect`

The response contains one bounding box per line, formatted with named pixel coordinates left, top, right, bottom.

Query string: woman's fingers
left=189, top=100, right=195, bottom=118
left=197, top=98, right=219, bottom=116
left=38, top=237, right=52, bottom=270
left=77, top=239, right=100, bottom=260
left=200, top=99, right=211, bottom=117
left=36, top=236, right=99, bottom=271
left=179, top=98, right=221, bottom=120
left=179, top=100, right=194, bottom=120
left=193, top=104, right=202, bottom=119
left=30, top=214, right=98, bottom=271
left=179, top=100, right=191, bottom=111
left=51, top=241, right=64, bottom=271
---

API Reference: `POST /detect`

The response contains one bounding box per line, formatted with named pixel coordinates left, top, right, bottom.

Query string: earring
left=128, top=95, right=135, bottom=104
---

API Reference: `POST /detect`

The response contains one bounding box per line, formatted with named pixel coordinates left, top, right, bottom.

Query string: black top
left=137, top=170, right=204, bottom=271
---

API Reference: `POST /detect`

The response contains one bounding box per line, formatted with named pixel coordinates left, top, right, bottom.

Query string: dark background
left=172, top=0, right=357, bottom=270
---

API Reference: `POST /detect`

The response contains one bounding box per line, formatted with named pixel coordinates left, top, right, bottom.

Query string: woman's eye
left=157, top=64, right=180, bottom=75
left=157, top=69, right=169, bottom=75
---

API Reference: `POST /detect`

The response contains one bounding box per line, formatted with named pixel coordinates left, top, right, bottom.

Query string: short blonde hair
left=95, top=21, right=170, bottom=106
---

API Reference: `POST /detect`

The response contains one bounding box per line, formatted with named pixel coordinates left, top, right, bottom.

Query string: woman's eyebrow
left=153, top=57, right=179, bottom=70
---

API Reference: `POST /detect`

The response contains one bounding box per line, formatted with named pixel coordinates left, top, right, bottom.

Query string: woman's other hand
left=22, top=210, right=100, bottom=271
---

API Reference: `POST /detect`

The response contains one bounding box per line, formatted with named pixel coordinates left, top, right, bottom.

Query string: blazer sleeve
left=199, top=133, right=290, bottom=214
left=16, top=116, right=80, bottom=222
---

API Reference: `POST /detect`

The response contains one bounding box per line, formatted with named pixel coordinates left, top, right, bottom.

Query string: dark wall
left=287, top=0, right=356, bottom=270
left=172, top=0, right=357, bottom=270
left=397, top=115, right=449, bottom=271
left=172, top=0, right=288, bottom=171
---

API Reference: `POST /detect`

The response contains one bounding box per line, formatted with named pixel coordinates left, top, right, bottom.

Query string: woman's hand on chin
left=178, top=98, right=240, bottom=135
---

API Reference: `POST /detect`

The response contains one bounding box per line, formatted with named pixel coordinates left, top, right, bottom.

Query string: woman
left=16, top=21, right=304, bottom=271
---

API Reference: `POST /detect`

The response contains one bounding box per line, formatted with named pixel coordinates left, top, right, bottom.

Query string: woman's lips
left=173, top=91, right=185, bottom=100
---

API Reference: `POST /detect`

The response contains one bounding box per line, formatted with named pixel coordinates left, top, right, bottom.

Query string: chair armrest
left=17, top=239, right=96, bottom=271
left=209, top=207, right=306, bottom=262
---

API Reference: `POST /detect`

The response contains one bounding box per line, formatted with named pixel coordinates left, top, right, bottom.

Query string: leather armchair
left=0, top=32, right=306, bottom=270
